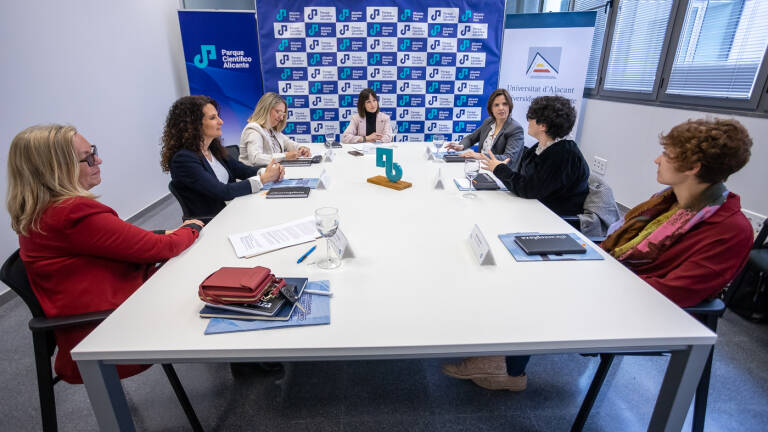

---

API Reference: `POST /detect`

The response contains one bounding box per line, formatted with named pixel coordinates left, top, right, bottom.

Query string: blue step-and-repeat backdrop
left=255, top=0, right=505, bottom=143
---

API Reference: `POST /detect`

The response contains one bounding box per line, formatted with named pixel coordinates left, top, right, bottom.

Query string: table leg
left=78, top=359, right=136, bottom=431
left=648, top=344, right=711, bottom=432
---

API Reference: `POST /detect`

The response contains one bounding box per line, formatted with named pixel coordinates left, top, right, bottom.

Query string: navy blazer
left=459, top=117, right=525, bottom=169
left=170, top=148, right=264, bottom=218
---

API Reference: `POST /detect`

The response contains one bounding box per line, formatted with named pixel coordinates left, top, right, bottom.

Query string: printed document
left=229, top=216, right=320, bottom=258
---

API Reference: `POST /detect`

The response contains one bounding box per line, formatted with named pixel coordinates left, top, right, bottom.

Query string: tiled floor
left=1, top=197, right=767, bottom=431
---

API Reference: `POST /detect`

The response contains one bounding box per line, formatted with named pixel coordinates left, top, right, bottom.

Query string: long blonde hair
left=247, top=92, right=287, bottom=131
left=6, top=125, right=95, bottom=235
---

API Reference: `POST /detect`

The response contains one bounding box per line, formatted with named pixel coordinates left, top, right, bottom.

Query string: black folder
left=265, top=186, right=310, bottom=199
left=513, top=234, right=586, bottom=255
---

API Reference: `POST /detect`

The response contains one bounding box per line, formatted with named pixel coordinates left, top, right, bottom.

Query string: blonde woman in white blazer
left=341, top=88, right=393, bottom=144
left=239, top=92, right=311, bottom=166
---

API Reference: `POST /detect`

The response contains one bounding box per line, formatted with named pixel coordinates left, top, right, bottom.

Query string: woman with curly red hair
left=161, top=95, right=284, bottom=219
left=443, top=117, right=754, bottom=392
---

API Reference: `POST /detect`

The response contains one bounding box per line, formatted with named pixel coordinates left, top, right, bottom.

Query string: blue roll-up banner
left=178, top=11, right=264, bottom=146
left=499, top=12, right=596, bottom=147
left=256, top=1, right=505, bottom=143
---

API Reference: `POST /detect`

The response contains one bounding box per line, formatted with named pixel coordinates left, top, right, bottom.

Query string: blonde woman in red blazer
left=341, top=88, right=393, bottom=143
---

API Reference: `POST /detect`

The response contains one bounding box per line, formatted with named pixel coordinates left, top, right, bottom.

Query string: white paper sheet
left=228, top=216, right=320, bottom=258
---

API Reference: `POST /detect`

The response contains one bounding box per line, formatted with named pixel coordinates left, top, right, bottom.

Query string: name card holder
left=425, top=145, right=435, bottom=160
left=469, top=224, right=495, bottom=265
left=433, top=167, right=444, bottom=189
left=328, top=228, right=354, bottom=259
left=323, top=149, right=334, bottom=162
left=318, top=169, right=331, bottom=189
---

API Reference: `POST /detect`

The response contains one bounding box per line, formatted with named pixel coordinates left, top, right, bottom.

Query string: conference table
left=73, top=143, right=714, bottom=431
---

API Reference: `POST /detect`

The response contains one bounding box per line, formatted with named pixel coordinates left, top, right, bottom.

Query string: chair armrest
left=683, top=298, right=725, bottom=317
left=29, top=309, right=114, bottom=331
left=561, top=215, right=580, bottom=230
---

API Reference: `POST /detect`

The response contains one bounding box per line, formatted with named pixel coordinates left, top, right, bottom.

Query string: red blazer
left=631, top=193, right=752, bottom=307
left=19, top=197, right=199, bottom=383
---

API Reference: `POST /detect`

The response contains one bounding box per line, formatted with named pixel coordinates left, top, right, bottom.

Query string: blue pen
left=297, top=245, right=317, bottom=263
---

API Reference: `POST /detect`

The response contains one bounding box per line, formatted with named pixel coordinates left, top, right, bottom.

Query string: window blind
left=603, top=0, right=674, bottom=93
left=574, top=0, right=611, bottom=89
left=666, top=0, right=768, bottom=99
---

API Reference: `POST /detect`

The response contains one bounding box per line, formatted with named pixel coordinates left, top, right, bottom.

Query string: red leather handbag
left=198, top=266, right=285, bottom=305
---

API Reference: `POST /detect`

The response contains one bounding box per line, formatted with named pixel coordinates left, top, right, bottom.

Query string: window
left=574, top=0, right=612, bottom=89
left=603, top=0, right=675, bottom=94
left=665, top=0, right=768, bottom=99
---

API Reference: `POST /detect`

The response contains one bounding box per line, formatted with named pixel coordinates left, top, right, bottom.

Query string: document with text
left=228, top=216, right=320, bottom=258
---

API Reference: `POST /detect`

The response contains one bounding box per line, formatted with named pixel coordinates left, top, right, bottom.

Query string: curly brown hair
left=160, top=95, right=226, bottom=172
left=660, top=118, right=752, bottom=184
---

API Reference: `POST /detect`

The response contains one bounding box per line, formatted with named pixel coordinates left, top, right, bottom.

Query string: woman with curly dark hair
left=161, top=95, right=284, bottom=219
left=479, top=95, right=589, bottom=216
left=445, top=117, right=754, bottom=392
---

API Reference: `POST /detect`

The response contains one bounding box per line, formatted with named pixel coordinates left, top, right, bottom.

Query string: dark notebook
left=281, top=155, right=322, bottom=166
left=201, top=278, right=308, bottom=320
left=443, top=154, right=465, bottom=163
left=472, top=173, right=500, bottom=190
left=266, top=186, right=310, bottom=199
left=513, top=234, right=587, bottom=255
left=324, top=140, right=342, bottom=149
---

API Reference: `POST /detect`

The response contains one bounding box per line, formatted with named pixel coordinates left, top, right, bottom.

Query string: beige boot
left=442, top=356, right=507, bottom=379
left=472, top=373, right=527, bottom=391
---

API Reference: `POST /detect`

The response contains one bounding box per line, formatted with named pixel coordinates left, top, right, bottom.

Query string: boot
left=442, top=356, right=507, bottom=379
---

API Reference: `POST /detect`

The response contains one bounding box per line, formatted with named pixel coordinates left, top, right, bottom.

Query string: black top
left=365, top=111, right=377, bottom=136
left=492, top=139, right=589, bottom=216
left=170, top=148, right=264, bottom=219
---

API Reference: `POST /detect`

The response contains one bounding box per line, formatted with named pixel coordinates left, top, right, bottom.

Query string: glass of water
left=325, top=133, right=335, bottom=147
left=463, top=159, right=479, bottom=199
left=433, top=134, right=445, bottom=152
left=315, top=207, right=341, bottom=269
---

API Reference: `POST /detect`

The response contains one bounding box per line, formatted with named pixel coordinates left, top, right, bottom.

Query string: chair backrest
left=169, top=180, right=193, bottom=220
left=578, top=175, right=620, bottom=238
left=753, top=222, right=768, bottom=249
left=225, top=145, right=239, bottom=161
left=1, top=249, right=46, bottom=319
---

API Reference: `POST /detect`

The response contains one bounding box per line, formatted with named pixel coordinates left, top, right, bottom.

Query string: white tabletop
left=72, top=143, right=714, bottom=364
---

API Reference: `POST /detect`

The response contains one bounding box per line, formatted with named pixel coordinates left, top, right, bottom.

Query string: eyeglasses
left=79, top=145, right=99, bottom=167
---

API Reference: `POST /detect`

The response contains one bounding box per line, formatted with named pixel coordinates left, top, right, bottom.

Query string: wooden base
left=367, top=175, right=412, bottom=190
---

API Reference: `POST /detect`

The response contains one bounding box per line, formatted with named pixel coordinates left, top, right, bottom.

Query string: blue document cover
left=498, top=232, right=604, bottom=262
left=204, top=280, right=331, bottom=335
left=262, top=178, right=319, bottom=190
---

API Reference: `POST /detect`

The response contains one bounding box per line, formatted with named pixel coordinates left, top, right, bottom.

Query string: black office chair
left=723, top=223, right=768, bottom=319
left=168, top=181, right=214, bottom=225
left=225, top=144, right=240, bottom=161
left=1, top=250, right=204, bottom=432
left=571, top=298, right=726, bottom=432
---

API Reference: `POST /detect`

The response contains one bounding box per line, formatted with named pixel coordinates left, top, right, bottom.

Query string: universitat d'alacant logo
left=526, top=47, right=562, bottom=79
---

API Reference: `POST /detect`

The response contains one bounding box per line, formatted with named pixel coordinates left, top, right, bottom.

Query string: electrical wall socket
left=743, top=209, right=766, bottom=239
left=591, top=156, right=607, bottom=175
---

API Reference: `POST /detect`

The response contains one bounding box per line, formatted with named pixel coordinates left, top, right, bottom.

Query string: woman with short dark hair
left=445, top=117, right=754, bottom=392
left=480, top=95, right=589, bottom=216
left=161, top=95, right=284, bottom=219
left=446, top=88, right=524, bottom=167
left=340, top=88, right=393, bottom=143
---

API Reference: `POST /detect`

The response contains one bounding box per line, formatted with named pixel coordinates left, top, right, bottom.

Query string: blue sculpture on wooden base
left=376, top=147, right=403, bottom=182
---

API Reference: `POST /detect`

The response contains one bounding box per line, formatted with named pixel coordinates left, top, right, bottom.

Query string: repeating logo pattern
left=257, top=1, right=504, bottom=143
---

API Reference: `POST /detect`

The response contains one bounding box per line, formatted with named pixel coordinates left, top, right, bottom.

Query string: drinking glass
left=315, top=207, right=341, bottom=269
left=433, top=134, right=445, bottom=152
left=325, top=133, right=335, bottom=147
left=463, top=159, right=479, bottom=199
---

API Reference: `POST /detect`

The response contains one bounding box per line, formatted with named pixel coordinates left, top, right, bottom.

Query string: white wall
left=0, top=1, right=189, bottom=272
left=577, top=99, right=768, bottom=216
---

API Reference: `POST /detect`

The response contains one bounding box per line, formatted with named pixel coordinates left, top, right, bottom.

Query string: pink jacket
left=341, top=112, right=393, bottom=143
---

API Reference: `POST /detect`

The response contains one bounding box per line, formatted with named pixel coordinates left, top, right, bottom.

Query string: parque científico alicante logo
left=194, top=45, right=253, bottom=69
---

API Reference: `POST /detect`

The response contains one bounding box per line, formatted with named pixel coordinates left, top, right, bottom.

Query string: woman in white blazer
left=239, top=92, right=311, bottom=166
left=341, top=88, right=393, bottom=144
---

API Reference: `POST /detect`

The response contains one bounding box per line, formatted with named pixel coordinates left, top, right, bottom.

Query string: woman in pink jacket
left=341, top=88, right=393, bottom=143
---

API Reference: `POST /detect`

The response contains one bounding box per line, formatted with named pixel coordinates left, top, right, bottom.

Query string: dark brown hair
left=160, top=95, right=226, bottom=172
left=356, top=88, right=379, bottom=118
left=486, top=89, right=513, bottom=118
left=660, top=118, right=752, bottom=184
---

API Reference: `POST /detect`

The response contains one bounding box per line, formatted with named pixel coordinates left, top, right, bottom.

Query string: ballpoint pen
left=296, top=245, right=317, bottom=263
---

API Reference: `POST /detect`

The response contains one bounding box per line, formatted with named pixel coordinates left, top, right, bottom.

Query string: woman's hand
left=297, top=146, right=311, bottom=157
left=166, top=219, right=205, bottom=234
left=478, top=152, right=510, bottom=173
left=365, top=132, right=382, bottom=142
left=260, top=160, right=283, bottom=183
left=285, top=150, right=299, bottom=160
left=461, top=150, right=483, bottom=160
left=445, top=142, right=463, bottom=151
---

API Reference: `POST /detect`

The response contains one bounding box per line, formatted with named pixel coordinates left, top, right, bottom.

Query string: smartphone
left=348, top=150, right=364, bottom=156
